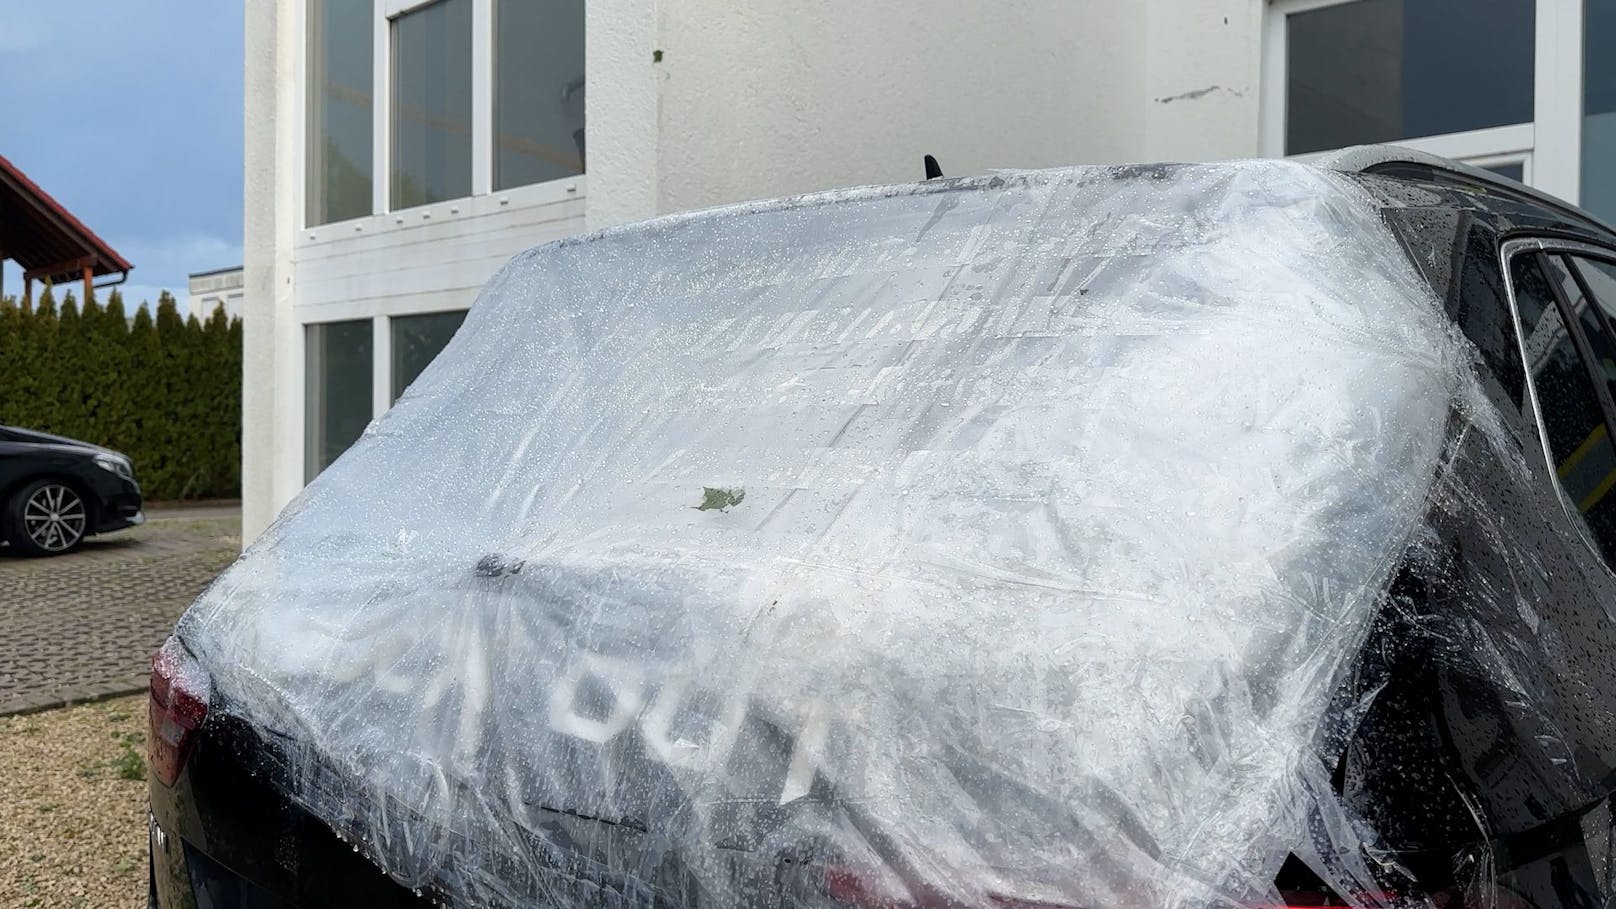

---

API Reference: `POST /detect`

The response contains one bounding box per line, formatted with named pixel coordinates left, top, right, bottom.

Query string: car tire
left=3, top=479, right=91, bottom=556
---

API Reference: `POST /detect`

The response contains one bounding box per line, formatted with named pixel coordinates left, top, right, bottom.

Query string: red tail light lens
left=148, top=636, right=212, bottom=786
left=824, top=866, right=904, bottom=907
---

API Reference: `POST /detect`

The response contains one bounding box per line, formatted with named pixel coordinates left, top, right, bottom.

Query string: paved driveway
left=0, top=505, right=240, bottom=716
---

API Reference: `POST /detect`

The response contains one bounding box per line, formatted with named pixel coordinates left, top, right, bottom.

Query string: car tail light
left=824, top=866, right=903, bottom=907
left=148, top=636, right=212, bottom=786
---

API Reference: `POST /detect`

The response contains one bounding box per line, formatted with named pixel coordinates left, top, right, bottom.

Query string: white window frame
left=301, top=315, right=381, bottom=483
left=299, top=0, right=583, bottom=237
left=293, top=0, right=585, bottom=480
left=301, top=305, right=473, bottom=480
left=372, top=313, right=392, bottom=422
left=1262, top=0, right=1583, bottom=203
left=376, top=0, right=491, bottom=216
left=301, top=307, right=464, bottom=416
left=1467, top=150, right=1534, bottom=185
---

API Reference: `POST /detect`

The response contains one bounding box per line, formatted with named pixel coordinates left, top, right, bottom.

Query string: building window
left=306, top=0, right=374, bottom=226
left=1482, top=161, right=1526, bottom=183
left=391, top=0, right=473, bottom=209
left=1282, top=0, right=1535, bottom=155
left=1586, top=0, right=1616, bottom=221
left=494, top=0, right=586, bottom=190
left=391, top=310, right=467, bottom=402
left=306, top=320, right=374, bottom=480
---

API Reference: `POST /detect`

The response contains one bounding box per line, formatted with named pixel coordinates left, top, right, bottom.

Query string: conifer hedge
left=0, top=287, right=242, bottom=500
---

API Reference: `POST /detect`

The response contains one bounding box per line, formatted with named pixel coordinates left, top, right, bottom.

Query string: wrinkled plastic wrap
left=178, top=161, right=1598, bottom=907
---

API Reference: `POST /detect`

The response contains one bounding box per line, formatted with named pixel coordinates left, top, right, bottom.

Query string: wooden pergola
left=0, top=153, right=132, bottom=312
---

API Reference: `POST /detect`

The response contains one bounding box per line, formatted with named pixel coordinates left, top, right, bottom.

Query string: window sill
left=301, top=175, right=586, bottom=248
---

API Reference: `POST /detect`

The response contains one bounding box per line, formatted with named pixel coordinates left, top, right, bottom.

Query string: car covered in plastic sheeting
left=150, top=151, right=1616, bottom=908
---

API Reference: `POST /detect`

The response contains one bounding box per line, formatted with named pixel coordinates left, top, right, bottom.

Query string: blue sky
left=1, top=2, right=243, bottom=314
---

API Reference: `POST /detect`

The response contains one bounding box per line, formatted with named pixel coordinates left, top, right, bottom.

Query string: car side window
left=1570, top=255, right=1616, bottom=379
left=1575, top=257, right=1616, bottom=302
left=1509, top=254, right=1616, bottom=563
left=1547, top=255, right=1616, bottom=394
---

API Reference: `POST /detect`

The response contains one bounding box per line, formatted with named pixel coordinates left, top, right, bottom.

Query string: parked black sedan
left=153, top=149, right=1616, bottom=908
left=0, top=425, right=143, bottom=555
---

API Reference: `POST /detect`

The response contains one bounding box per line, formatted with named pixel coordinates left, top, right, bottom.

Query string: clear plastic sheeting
left=180, top=161, right=1476, bottom=907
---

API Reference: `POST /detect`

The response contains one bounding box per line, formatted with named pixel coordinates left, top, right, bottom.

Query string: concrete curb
left=0, top=680, right=148, bottom=718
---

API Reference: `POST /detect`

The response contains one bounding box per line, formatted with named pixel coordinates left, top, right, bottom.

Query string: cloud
left=107, top=233, right=243, bottom=304
left=0, top=20, right=48, bottom=53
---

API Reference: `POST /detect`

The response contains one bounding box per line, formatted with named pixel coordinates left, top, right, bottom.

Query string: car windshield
left=181, top=161, right=1466, bottom=907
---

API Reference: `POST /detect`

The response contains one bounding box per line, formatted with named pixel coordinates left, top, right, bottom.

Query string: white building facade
left=187, top=266, right=245, bottom=322
left=243, top=0, right=1616, bottom=541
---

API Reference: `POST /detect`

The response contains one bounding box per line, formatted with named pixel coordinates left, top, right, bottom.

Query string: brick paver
left=0, top=510, right=240, bottom=715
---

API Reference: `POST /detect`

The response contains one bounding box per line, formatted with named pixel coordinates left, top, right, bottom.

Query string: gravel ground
left=0, top=695, right=148, bottom=908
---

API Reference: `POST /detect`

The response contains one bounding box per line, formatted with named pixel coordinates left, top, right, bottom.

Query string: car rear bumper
left=149, top=817, right=323, bottom=909
left=151, top=703, right=844, bottom=908
left=149, top=710, right=431, bottom=909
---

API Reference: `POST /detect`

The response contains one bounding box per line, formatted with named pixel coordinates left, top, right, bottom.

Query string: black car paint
left=150, top=169, right=1616, bottom=907
left=1331, top=170, right=1616, bottom=901
left=149, top=712, right=430, bottom=909
left=0, top=426, right=143, bottom=549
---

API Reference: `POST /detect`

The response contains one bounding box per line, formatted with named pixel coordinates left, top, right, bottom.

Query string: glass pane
left=391, top=309, right=467, bottom=402
left=305, top=319, right=374, bottom=481
left=1481, top=161, right=1525, bottom=183
left=1546, top=256, right=1616, bottom=393
left=1566, top=256, right=1616, bottom=388
left=1585, top=1, right=1616, bottom=222
left=1285, top=0, right=1535, bottom=155
left=1573, top=257, right=1616, bottom=320
left=1511, top=255, right=1616, bottom=562
left=494, top=0, right=586, bottom=189
left=307, top=0, right=374, bottom=225
left=391, top=0, right=473, bottom=209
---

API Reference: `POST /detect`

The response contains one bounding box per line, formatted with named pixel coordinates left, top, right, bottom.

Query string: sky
left=1, top=2, right=243, bottom=314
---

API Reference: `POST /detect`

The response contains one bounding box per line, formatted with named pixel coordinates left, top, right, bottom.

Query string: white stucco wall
left=1142, top=0, right=1264, bottom=161
left=584, top=0, right=660, bottom=229
left=642, top=0, right=1263, bottom=215
left=243, top=0, right=300, bottom=543
left=651, top=0, right=1145, bottom=213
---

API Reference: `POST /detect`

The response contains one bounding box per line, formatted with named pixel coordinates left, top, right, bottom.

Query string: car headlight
left=93, top=453, right=134, bottom=480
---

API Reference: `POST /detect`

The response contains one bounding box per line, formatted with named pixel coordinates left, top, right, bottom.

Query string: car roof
left=1317, top=144, right=1616, bottom=243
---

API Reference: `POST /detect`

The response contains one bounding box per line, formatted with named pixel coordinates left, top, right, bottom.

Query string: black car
left=151, top=149, right=1616, bottom=908
left=0, top=425, right=143, bottom=556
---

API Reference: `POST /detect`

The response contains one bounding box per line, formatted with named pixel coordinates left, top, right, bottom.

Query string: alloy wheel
left=22, top=483, right=87, bottom=553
